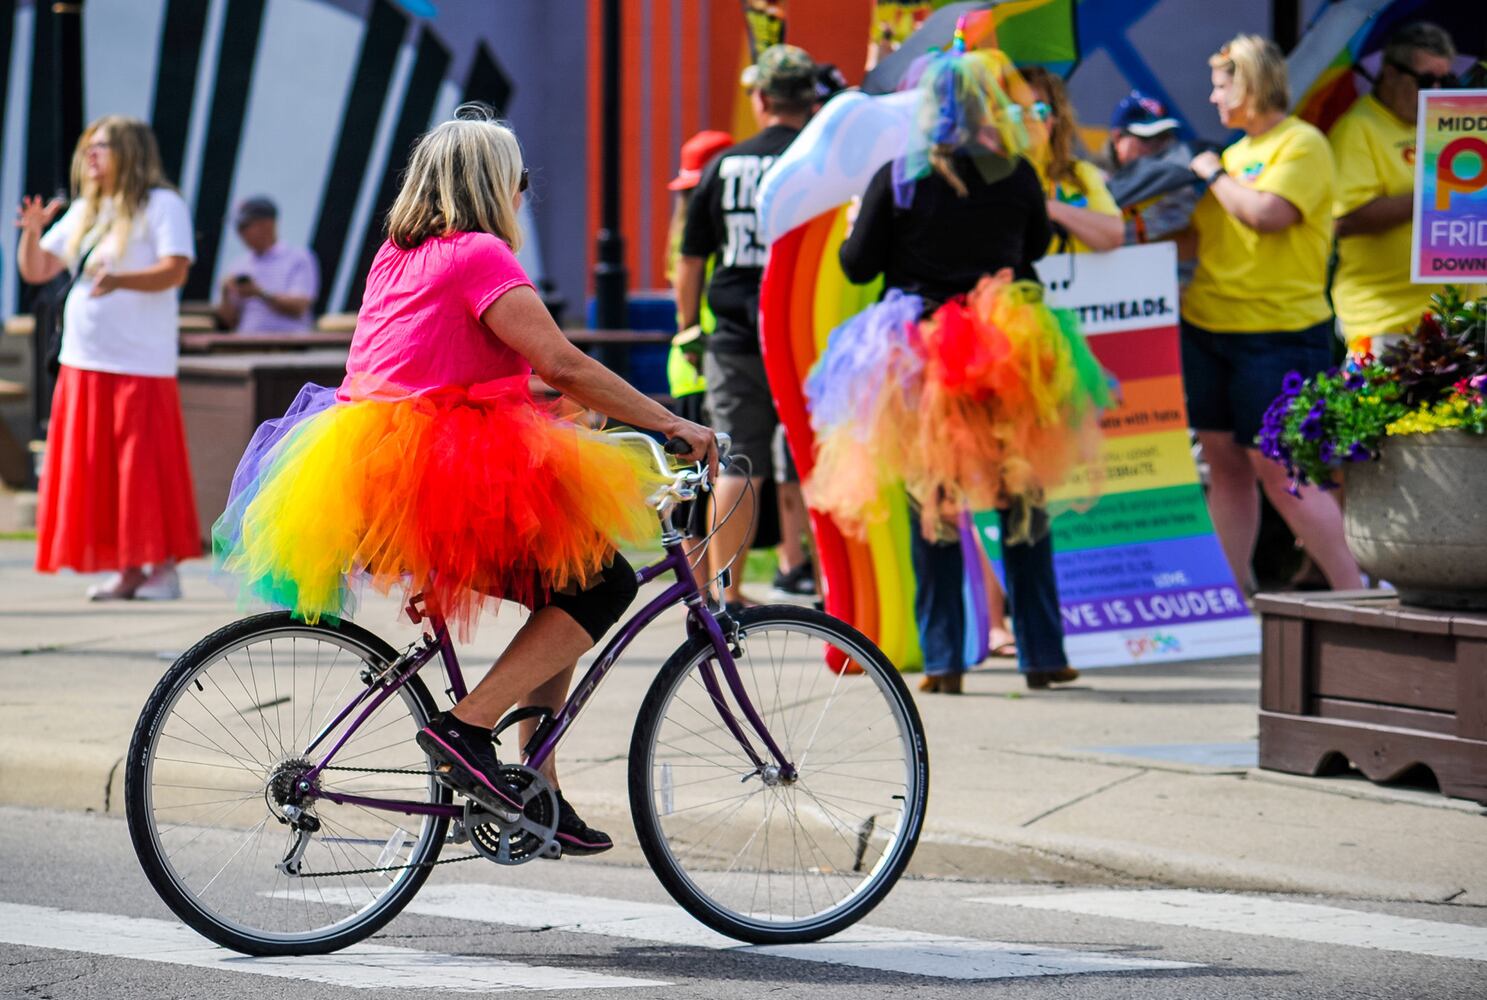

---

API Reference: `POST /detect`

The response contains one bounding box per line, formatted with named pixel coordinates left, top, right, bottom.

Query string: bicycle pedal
left=538, top=841, right=563, bottom=861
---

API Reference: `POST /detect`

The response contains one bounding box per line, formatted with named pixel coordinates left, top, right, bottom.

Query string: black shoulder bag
left=36, top=239, right=98, bottom=377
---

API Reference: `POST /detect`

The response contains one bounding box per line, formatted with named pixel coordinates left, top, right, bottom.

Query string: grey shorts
left=703, top=350, right=797, bottom=483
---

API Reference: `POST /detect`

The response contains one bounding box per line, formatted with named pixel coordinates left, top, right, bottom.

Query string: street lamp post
left=592, top=0, right=628, bottom=373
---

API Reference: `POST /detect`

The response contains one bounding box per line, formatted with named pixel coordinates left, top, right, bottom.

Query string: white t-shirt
left=39, top=188, right=195, bottom=377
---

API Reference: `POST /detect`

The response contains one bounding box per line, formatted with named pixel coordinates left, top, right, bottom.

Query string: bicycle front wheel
left=125, top=613, right=450, bottom=955
left=630, top=605, right=928, bottom=944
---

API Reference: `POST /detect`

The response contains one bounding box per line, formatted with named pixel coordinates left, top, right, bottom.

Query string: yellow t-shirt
left=1044, top=159, right=1121, bottom=255
left=1183, top=116, right=1335, bottom=333
left=1329, top=95, right=1427, bottom=345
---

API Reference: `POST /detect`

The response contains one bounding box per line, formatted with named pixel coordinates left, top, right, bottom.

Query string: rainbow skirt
left=804, top=275, right=1114, bottom=539
left=213, top=376, right=665, bottom=635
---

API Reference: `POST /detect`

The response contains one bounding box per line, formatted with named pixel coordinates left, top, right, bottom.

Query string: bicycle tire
left=125, top=612, right=450, bottom=955
left=629, top=604, right=928, bottom=944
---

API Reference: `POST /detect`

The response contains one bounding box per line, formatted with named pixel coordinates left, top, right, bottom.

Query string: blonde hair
left=386, top=103, right=524, bottom=252
left=1209, top=34, right=1289, bottom=117
left=1021, top=66, right=1080, bottom=191
left=65, top=116, right=174, bottom=264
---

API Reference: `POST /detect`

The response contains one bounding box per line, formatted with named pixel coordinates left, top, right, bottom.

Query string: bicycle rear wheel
left=125, top=613, right=450, bottom=955
left=629, top=605, right=928, bottom=944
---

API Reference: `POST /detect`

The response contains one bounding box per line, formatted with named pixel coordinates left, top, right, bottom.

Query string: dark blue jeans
left=911, top=507, right=1069, bottom=675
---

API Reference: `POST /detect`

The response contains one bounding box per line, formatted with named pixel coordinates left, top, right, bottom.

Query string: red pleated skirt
left=35, top=365, right=202, bottom=573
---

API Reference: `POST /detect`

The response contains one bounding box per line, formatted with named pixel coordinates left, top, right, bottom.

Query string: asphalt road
left=0, top=807, right=1482, bottom=999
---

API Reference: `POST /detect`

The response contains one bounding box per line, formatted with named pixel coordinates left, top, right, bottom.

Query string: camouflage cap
left=740, top=44, right=818, bottom=102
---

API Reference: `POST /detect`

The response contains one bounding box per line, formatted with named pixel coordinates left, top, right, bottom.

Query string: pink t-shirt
left=341, top=232, right=534, bottom=397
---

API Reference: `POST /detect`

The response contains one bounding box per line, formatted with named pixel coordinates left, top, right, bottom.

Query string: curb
left=4, top=743, right=1476, bottom=907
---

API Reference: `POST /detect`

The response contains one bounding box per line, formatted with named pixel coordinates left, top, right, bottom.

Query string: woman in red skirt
left=16, top=115, right=199, bottom=600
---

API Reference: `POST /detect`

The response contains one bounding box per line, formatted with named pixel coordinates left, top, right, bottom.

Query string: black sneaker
left=552, top=790, right=613, bottom=856
left=417, top=712, right=525, bottom=820
left=770, top=561, right=817, bottom=599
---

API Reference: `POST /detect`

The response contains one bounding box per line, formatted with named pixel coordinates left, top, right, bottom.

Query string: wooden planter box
left=1256, top=590, right=1487, bottom=804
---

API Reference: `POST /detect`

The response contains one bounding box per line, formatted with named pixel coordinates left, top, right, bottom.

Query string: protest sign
left=975, top=243, right=1259, bottom=668
left=1412, top=89, right=1487, bottom=283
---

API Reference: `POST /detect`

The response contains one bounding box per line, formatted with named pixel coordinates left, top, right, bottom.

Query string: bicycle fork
left=690, top=604, right=798, bottom=785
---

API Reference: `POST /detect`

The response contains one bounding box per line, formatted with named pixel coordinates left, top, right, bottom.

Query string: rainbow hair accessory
left=893, top=43, right=1037, bottom=209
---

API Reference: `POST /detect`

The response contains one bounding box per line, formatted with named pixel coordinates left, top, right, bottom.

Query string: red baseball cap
left=669, top=130, right=734, bottom=191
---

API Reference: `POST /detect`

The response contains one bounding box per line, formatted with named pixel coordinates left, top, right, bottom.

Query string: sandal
left=86, top=569, right=146, bottom=601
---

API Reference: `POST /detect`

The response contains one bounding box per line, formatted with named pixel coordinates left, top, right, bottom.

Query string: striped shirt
left=226, top=243, right=319, bottom=332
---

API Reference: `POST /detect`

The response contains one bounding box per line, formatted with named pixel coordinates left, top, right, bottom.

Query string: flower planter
left=1256, top=590, right=1487, bottom=804
left=1343, top=430, right=1487, bottom=611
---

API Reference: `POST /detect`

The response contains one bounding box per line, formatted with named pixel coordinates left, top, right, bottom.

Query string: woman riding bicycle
left=216, top=104, right=717, bottom=855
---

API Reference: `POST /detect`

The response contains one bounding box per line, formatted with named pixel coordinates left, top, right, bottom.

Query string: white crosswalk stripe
left=301, top=884, right=1199, bottom=980
left=0, top=901, right=667, bottom=992
left=970, top=890, right=1487, bottom=963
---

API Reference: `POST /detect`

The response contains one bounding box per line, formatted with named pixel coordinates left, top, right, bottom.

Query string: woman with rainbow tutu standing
left=806, top=41, right=1111, bottom=692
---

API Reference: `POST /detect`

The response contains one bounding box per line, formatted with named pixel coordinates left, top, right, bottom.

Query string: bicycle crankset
left=461, top=763, right=560, bottom=865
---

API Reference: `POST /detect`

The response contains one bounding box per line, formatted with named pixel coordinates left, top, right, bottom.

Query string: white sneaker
left=134, top=565, right=182, bottom=601
left=86, top=572, right=137, bottom=601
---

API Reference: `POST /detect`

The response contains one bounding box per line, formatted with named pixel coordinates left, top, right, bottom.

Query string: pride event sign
left=975, top=243, right=1259, bottom=668
left=1412, top=89, right=1487, bottom=283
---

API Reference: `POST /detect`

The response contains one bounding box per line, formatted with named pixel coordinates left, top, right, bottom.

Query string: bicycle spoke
left=134, top=618, right=447, bottom=949
left=639, top=611, right=924, bottom=939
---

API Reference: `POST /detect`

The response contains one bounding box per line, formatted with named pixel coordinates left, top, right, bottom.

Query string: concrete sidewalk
left=1, top=538, right=1482, bottom=907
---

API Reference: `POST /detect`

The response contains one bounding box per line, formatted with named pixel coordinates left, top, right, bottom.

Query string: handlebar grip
left=663, top=437, right=691, bottom=456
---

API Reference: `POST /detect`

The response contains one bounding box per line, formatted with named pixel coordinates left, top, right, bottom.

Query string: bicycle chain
left=320, top=764, right=436, bottom=776
left=294, top=851, right=482, bottom=878
left=293, top=765, right=481, bottom=878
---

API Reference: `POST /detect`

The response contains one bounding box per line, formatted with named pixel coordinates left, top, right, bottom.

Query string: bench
left=180, top=331, right=354, bottom=354
left=178, top=350, right=351, bottom=539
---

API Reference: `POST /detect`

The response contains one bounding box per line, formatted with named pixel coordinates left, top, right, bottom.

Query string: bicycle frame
left=297, top=534, right=797, bottom=821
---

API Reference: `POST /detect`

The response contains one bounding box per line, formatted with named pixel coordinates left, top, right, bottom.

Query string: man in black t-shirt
left=676, top=44, right=817, bottom=609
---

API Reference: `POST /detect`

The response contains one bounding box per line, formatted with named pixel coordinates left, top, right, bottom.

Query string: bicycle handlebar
left=664, top=432, right=732, bottom=460
left=608, top=430, right=732, bottom=513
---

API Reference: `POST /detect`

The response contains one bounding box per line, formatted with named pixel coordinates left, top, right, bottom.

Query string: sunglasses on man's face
left=518, top=168, right=529, bottom=194
left=1388, top=60, right=1456, bottom=90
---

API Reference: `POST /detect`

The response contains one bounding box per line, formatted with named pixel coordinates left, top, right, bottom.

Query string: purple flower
left=1344, top=372, right=1366, bottom=391
left=1346, top=443, right=1371, bottom=462
left=1319, top=441, right=1335, bottom=464
left=1280, top=371, right=1305, bottom=394
left=1298, top=400, right=1326, bottom=441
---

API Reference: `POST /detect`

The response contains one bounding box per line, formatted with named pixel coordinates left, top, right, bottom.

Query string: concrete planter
left=1344, top=430, right=1487, bottom=610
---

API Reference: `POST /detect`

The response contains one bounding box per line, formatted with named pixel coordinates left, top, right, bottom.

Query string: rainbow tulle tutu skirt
left=805, top=276, right=1114, bottom=538
left=213, top=376, right=666, bottom=634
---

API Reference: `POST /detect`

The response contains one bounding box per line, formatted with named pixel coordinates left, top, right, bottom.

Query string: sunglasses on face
left=1025, top=101, right=1053, bottom=122
left=86, top=141, right=111, bottom=153
left=518, top=167, right=529, bottom=194
left=1388, top=60, right=1456, bottom=90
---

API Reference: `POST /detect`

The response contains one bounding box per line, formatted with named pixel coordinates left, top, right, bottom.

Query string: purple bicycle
left=125, top=433, right=928, bottom=956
